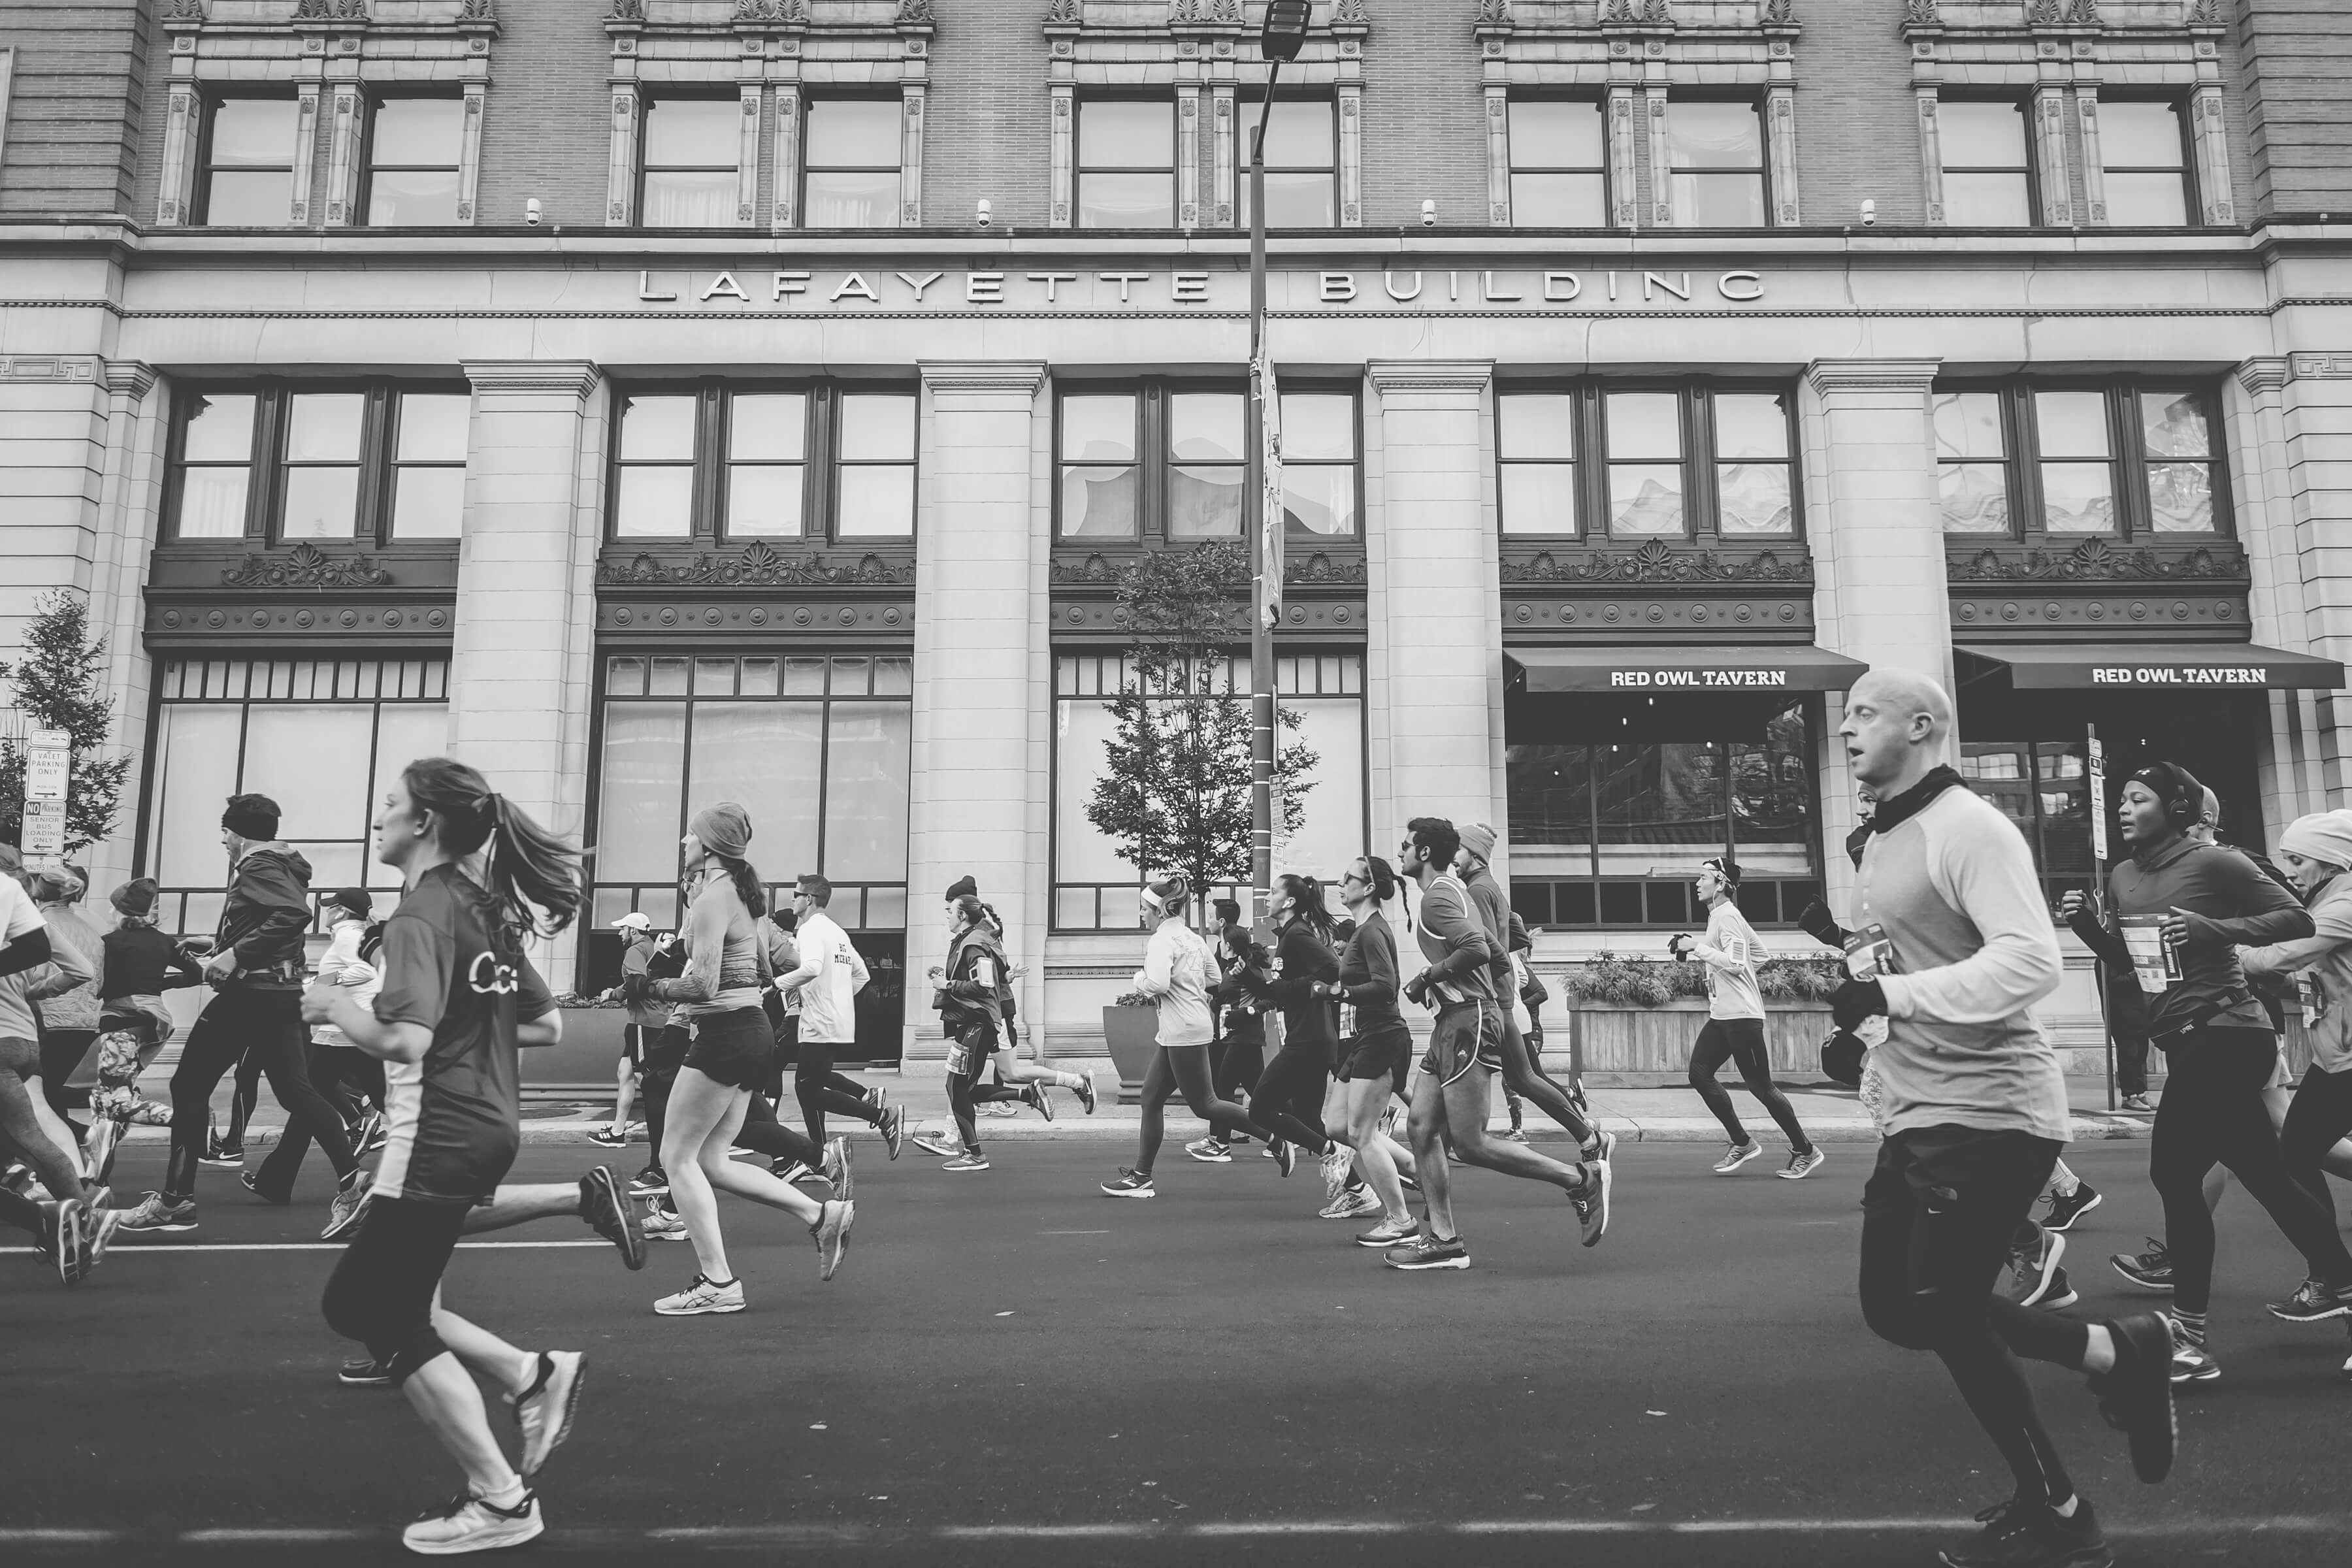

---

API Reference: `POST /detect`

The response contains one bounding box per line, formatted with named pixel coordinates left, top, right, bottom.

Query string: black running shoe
left=627, top=1166, right=668, bottom=1199
left=2039, top=1183, right=2102, bottom=1234
left=2109, top=1239, right=2172, bottom=1292
left=1026, top=1081, right=1056, bottom=1124
left=239, top=1171, right=290, bottom=1207
left=1100, top=1168, right=1155, bottom=1198
left=586, top=1128, right=629, bottom=1148
left=1272, top=1139, right=1296, bottom=1178
left=2091, top=1313, right=2176, bottom=1484
left=1384, top=1232, right=1469, bottom=1271
left=2266, top=1277, right=2352, bottom=1324
left=578, top=1166, right=645, bottom=1271
left=339, top=1356, right=397, bottom=1388
left=1938, top=1495, right=2111, bottom=1568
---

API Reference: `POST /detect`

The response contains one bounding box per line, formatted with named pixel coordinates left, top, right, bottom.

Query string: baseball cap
left=615, top=911, right=653, bottom=932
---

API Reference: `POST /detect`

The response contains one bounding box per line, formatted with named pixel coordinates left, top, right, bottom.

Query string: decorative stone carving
left=1048, top=551, right=1366, bottom=589
left=598, top=544, right=915, bottom=589
left=1944, top=538, right=2246, bottom=583
left=896, top=0, right=933, bottom=22
left=1903, top=0, right=1938, bottom=22
left=218, top=543, right=393, bottom=589
left=2063, top=0, right=2098, bottom=23
left=610, top=0, right=645, bottom=20
left=1475, top=0, right=1512, bottom=24
left=1760, top=0, right=1795, bottom=23
left=1500, top=540, right=1812, bottom=585
left=1045, top=0, right=1083, bottom=24
left=165, top=0, right=205, bottom=20
left=1332, top=0, right=1369, bottom=22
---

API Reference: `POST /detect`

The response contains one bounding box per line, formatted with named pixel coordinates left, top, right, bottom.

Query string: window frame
left=1935, top=95, right=2038, bottom=229
left=1505, top=95, right=1610, bottom=230
left=1494, top=382, right=1804, bottom=544
left=1074, top=94, right=1179, bottom=231
left=162, top=381, right=472, bottom=549
left=1663, top=95, right=1771, bottom=230
left=1235, top=91, right=1340, bottom=230
left=636, top=93, right=745, bottom=232
left=605, top=380, right=921, bottom=547
left=2098, top=96, right=2197, bottom=229
left=800, top=93, right=905, bottom=231
left=196, top=89, right=300, bottom=229
left=1931, top=380, right=2232, bottom=544
left=357, top=90, right=467, bottom=229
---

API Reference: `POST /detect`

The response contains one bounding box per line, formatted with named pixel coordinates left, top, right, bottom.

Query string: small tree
left=1084, top=543, right=1318, bottom=913
left=0, top=591, right=133, bottom=856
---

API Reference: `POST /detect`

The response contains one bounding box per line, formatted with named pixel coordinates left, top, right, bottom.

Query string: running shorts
left=681, top=1007, right=776, bottom=1090
left=1339, top=1021, right=1414, bottom=1096
left=1419, top=1002, right=1501, bottom=1088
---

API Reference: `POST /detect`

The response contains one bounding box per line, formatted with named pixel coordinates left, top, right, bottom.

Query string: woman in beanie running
left=121, top=793, right=367, bottom=1238
left=624, top=803, right=853, bottom=1313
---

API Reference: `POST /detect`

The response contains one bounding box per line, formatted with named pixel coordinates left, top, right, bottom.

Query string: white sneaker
left=640, top=1201, right=689, bottom=1241
left=506, top=1351, right=583, bottom=1477
left=1319, top=1145, right=1356, bottom=1200
left=654, top=1274, right=745, bottom=1316
left=1712, top=1141, right=1762, bottom=1175
left=401, top=1490, right=544, bottom=1555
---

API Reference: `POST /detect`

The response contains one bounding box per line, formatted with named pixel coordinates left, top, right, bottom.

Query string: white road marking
left=0, top=1240, right=606, bottom=1255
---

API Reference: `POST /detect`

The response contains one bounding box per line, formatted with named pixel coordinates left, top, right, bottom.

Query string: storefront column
left=2270, top=354, right=2352, bottom=802
left=906, top=362, right=1049, bottom=1060
left=1801, top=358, right=1948, bottom=911
left=83, top=360, right=165, bottom=898
left=2229, top=358, right=2330, bottom=827
left=1365, top=361, right=1504, bottom=856
left=452, top=361, right=606, bottom=989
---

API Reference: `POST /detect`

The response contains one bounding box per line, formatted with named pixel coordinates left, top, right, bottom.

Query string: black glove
left=1795, top=900, right=1846, bottom=948
left=1820, top=1028, right=1866, bottom=1089
left=1830, top=977, right=1886, bottom=1030
left=1667, top=933, right=1695, bottom=962
left=620, top=973, right=653, bottom=1008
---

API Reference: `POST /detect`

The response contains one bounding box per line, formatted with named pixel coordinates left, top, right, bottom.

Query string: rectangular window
left=388, top=392, right=470, bottom=540
left=610, top=384, right=919, bottom=544
left=202, top=97, right=297, bottom=227
left=640, top=98, right=740, bottom=229
left=144, top=659, right=451, bottom=938
left=172, top=393, right=259, bottom=540
left=804, top=98, right=901, bottom=229
left=1279, top=391, right=1358, bottom=538
left=365, top=97, right=464, bottom=227
left=1938, top=99, right=2033, bottom=228
left=1934, top=391, right=2010, bottom=535
left=1058, top=393, right=1141, bottom=540
left=1604, top=391, right=1685, bottom=536
left=1500, top=385, right=1800, bottom=542
left=166, top=384, right=470, bottom=546
left=1168, top=393, right=1244, bottom=540
left=1667, top=101, right=1766, bottom=228
left=834, top=393, right=916, bottom=539
left=2141, top=389, right=2217, bottom=534
left=2033, top=391, right=2116, bottom=534
left=279, top=393, right=366, bottom=540
left=1497, top=393, right=1576, bottom=536
left=1237, top=97, right=1337, bottom=228
left=613, top=394, right=699, bottom=539
left=1052, top=652, right=1364, bottom=931
left=2100, top=101, right=2191, bottom=227
left=1712, top=393, right=1794, bottom=536
left=1960, top=742, right=2095, bottom=906
left=1508, top=100, right=1607, bottom=228
left=1077, top=99, right=1174, bottom=229
left=724, top=393, right=808, bottom=539
left=1936, top=383, right=2229, bottom=544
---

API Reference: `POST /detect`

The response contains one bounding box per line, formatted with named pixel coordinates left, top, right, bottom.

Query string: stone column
left=1365, top=361, right=1503, bottom=862
left=2229, top=358, right=2327, bottom=829
left=906, top=362, right=1049, bottom=1060
left=2275, top=353, right=2352, bottom=801
left=451, top=362, right=606, bottom=988
left=84, top=361, right=165, bottom=898
left=1801, top=358, right=1949, bottom=912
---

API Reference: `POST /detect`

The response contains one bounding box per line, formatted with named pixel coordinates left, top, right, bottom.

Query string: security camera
left=525, top=197, right=542, bottom=226
left=1859, top=198, right=1876, bottom=227
left=976, top=199, right=992, bottom=228
left=1422, top=199, right=1437, bottom=227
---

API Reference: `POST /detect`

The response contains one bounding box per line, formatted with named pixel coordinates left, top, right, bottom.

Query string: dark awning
left=1505, top=644, right=1869, bottom=694
left=1953, top=642, right=2345, bottom=691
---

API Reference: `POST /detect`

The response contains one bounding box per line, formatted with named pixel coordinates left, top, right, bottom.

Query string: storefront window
left=1077, top=100, right=1175, bottom=229
left=143, top=659, right=451, bottom=938
left=1051, top=653, right=1365, bottom=932
left=165, top=384, right=472, bottom=545
left=1508, top=99, right=1607, bottom=228
left=1959, top=742, right=2097, bottom=905
left=1935, top=382, right=2227, bottom=542
left=609, top=383, right=918, bottom=544
left=1237, top=98, right=1337, bottom=228
left=804, top=98, right=902, bottom=229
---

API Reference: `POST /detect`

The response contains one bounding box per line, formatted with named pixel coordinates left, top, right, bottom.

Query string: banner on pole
left=1255, top=351, right=1283, bottom=632
left=2087, top=732, right=2108, bottom=867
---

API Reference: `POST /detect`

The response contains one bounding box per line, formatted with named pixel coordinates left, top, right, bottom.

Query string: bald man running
left=1834, top=668, right=2174, bottom=1568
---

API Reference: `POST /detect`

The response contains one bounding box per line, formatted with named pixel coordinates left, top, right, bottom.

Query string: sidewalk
left=139, top=1071, right=2155, bottom=1149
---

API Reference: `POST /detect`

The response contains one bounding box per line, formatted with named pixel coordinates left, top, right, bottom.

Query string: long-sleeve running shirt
left=1133, top=918, right=1214, bottom=1047
left=1699, top=902, right=1766, bottom=1021
left=1247, top=924, right=1341, bottom=1062
left=2069, top=836, right=2314, bottom=1036
left=1410, top=874, right=1494, bottom=1005
left=1337, top=911, right=1402, bottom=1030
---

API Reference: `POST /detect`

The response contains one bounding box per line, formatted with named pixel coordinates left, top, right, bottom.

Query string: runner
left=84, top=877, right=204, bottom=1183
left=1833, top=668, right=2174, bottom=1568
left=309, top=756, right=587, bottom=1552
left=773, top=875, right=904, bottom=1158
left=119, top=792, right=367, bottom=1237
left=1329, top=855, right=1419, bottom=1247
left=265, top=887, right=382, bottom=1215
left=2059, top=761, right=2352, bottom=1381
left=1674, top=856, right=1822, bottom=1179
left=627, top=808, right=853, bottom=1314
left=589, top=913, right=660, bottom=1149
left=30, top=868, right=103, bottom=1143
left=1102, top=875, right=1277, bottom=1197
left=932, top=893, right=1094, bottom=1172
left=1231, top=874, right=1350, bottom=1186
left=1383, top=819, right=1607, bottom=1270
left=0, top=843, right=110, bottom=1283
left=1209, top=899, right=1266, bottom=1130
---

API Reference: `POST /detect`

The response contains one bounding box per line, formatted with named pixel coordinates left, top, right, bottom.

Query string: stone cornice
left=2235, top=357, right=2290, bottom=395
left=102, top=359, right=159, bottom=398
left=1366, top=359, right=1493, bottom=395
left=919, top=361, right=1047, bottom=399
left=463, top=360, right=601, bottom=397
left=1805, top=357, right=1942, bottom=395
left=1945, top=538, right=2247, bottom=585
left=598, top=542, right=915, bottom=590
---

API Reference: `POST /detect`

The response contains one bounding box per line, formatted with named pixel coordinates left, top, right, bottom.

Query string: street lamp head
left=1260, top=0, right=1312, bottom=63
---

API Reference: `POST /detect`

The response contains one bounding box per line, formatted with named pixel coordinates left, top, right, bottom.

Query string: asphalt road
left=6, top=1140, right=2349, bottom=1567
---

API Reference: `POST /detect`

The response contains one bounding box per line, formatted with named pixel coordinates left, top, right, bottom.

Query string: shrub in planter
left=1556, top=953, right=1843, bottom=1006
left=1555, top=953, right=1842, bottom=1080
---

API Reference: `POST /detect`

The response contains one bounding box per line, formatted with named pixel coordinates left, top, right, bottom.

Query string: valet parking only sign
left=21, top=726, right=69, bottom=864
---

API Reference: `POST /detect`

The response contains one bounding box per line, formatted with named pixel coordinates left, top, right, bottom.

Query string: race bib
left=2118, top=915, right=2181, bottom=997
left=2298, top=971, right=2327, bottom=1030
left=1844, top=924, right=1895, bottom=981
left=1339, top=1002, right=1357, bottom=1039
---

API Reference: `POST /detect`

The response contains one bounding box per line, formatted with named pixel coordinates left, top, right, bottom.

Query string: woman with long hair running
left=308, top=757, right=588, bottom=1552
left=932, top=895, right=1095, bottom=1171
left=1236, top=874, right=1348, bottom=1188
left=1102, top=875, right=1277, bottom=1197
left=629, top=804, right=852, bottom=1314
left=1330, top=856, right=1420, bottom=1247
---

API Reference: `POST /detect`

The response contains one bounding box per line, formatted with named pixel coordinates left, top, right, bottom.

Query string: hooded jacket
left=215, top=844, right=315, bottom=991
left=2240, top=868, right=2352, bottom=1075
left=939, top=923, right=1008, bottom=1036
left=2068, top=834, right=2311, bottom=1036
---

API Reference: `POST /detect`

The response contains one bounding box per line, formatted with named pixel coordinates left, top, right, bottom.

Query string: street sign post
left=2087, top=727, right=2115, bottom=1112
left=21, top=726, right=71, bottom=866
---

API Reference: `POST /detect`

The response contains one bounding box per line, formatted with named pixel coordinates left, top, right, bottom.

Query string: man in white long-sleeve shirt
left=1831, top=668, right=2174, bottom=1568
left=775, top=875, right=901, bottom=1157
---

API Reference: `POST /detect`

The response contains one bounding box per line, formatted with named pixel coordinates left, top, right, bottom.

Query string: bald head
left=1840, top=666, right=1957, bottom=796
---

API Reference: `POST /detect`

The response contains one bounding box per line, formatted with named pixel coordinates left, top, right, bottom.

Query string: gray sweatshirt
left=1854, top=781, right=2070, bottom=1143
left=2241, top=870, right=2352, bottom=1075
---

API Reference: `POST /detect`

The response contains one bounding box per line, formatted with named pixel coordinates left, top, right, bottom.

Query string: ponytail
left=401, top=757, right=583, bottom=953
left=715, top=855, right=767, bottom=920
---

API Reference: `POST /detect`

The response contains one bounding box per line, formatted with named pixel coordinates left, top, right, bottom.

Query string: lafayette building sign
left=629, top=267, right=1769, bottom=311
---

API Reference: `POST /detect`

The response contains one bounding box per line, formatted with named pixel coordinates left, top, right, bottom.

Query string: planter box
left=1569, top=999, right=1833, bottom=1086
left=1102, top=1005, right=1162, bottom=1104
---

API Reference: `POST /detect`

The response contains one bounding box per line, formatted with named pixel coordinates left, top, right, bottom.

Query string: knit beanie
left=110, top=877, right=159, bottom=919
left=2281, top=811, right=2352, bottom=873
left=222, top=792, right=281, bottom=840
left=1458, top=823, right=1498, bottom=864
left=945, top=875, right=978, bottom=903
left=688, top=802, right=754, bottom=860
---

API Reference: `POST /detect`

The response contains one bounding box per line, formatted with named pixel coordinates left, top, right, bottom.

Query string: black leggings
left=0, top=1035, right=87, bottom=1211
left=1250, top=1044, right=1333, bottom=1154
left=1498, top=1014, right=1590, bottom=1144
left=640, top=1024, right=687, bottom=1171
left=2280, top=1061, right=2352, bottom=1224
left=2152, top=1028, right=2352, bottom=1313
left=734, top=1092, right=823, bottom=1168
left=945, top=1019, right=1024, bottom=1152
left=1690, top=1017, right=1812, bottom=1153
left=165, top=990, right=354, bottom=1203
left=1136, top=1043, right=1274, bottom=1175
left=250, top=1040, right=361, bottom=1202
left=39, top=1027, right=95, bottom=1135
left=1861, top=1127, right=2090, bottom=1509
left=793, top=1037, right=881, bottom=1147
left=223, top=1044, right=265, bottom=1147
left=321, top=1194, right=468, bottom=1384
left=1213, top=1030, right=1264, bottom=1105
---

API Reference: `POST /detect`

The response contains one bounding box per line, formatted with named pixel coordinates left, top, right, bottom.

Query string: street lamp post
left=1247, top=1, right=1311, bottom=938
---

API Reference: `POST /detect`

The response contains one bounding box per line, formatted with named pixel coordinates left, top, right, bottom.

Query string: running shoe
left=1778, top=1147, right=1827, bottom=1181
left=2266, top=1278, right=2352, bottom=1324
left=1100, top=1168, right=1156, bottom=1198
left=47, top=1197, right=88, bottom=1286
left=1272, top=1139, right=1296, bottom=1179
left=586, top=1128, right=630, bottom=1148
left=942, top=1152, right=990, bottom=1172
left=1569, top=1076, right=1591, bottom=1117
left=1319, top=1145, right=1354, bottom=1200
left=1320, top=1189, right=1382, bottom=1220
left=2005, top=1230, right=2068, bottom=1309
left=881, top=1105, right=906, bottom=1160
left=1582, top=1128, right=1618, bottom=1167
left=199, top=1133, right=244, bottom=1169
left=655, top=1274, right=746, bottom=1316
left=238, top=1171, right=287, bottom=1204
left=321, top=1170, right=372, bottom=1241
left=338, top=1357, right=395, bottom=1388
left=1397, top=1170, right=1421, bottom=1193
left=823, top=1137, right=853, bottom=1201
left=402, top=1491, right=544, bottom=1556
left=809, top=1200, right=854, bottom=1281
left=1712, top=1141, right=1761, bottom=1175
left=2109, top=1239, right=2174, bottom=1292
left=1936, top=1494, right=2110, bottom=1568
left=578, top=1167, right=645, bottom=1271
left=353, top=1110, right=387, bottom=1156
left=508, top=1350, right=585, bottom=1477
left=909, top=1127, right=961, bottom=1158
left=2039, top=1267, right=2079, bottom=1311
left=979, top=1100, right=1019, bottom=1119
left=725, top=1145, right=760, bottom=1161
left=84, top=1203, right=123, bottom=1272
left=1571, top=1160, right=1610, bottom=1248
left=2092, top=1313, right=2178, bottom=1482
left=627, top=1166, right=668, bottom=1199
left=640, top=1200, right=689, bottom=1241
left=2119, top=1094, right=2154, bottom=1113
left=2168, top=1331, right=2219, bottom=1386
left=1354, top=1215, right=1418, bottom=1248
left=1384, top=1232, right=1470, bottom=1271
left=772, top=1160, right=814, bottom=1185
left=1025, top=1081, right=1056, bottom=1123
left=1075, top=1071, right=1099, bottom=1115
left=117, top=1191, right=197, bottom=1234
left=1184, top=1138, right=1232, bottom=1164
left=1502, top=1127, right=1529, bottom=1144
left=864, top=1085, right=889, bottom=1112
left=2038, top=1183, right=2102, bottom=1233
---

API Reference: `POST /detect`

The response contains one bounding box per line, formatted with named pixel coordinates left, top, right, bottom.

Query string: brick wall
left=2236, top=0, right=2352, bottom=216
left=474, top=0, right=619, bottom=229
left=0, top=0, right=146, bottom=217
